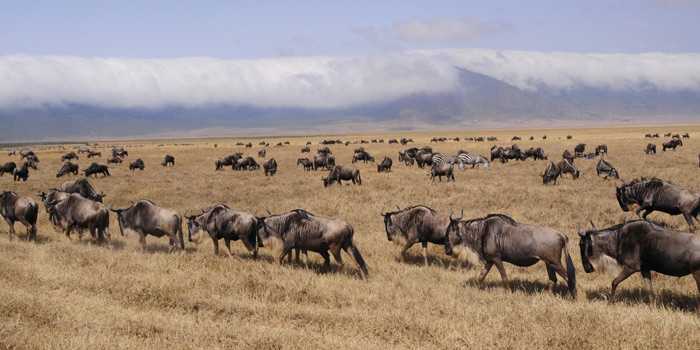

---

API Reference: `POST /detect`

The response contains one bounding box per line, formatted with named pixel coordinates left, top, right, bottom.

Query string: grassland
left=1, top=125, right=700, bottom=349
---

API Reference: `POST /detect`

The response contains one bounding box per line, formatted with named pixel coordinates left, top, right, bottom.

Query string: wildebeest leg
left=682, top=213, right=695, bottom=231
left=7, top=221, right=15, bottom=241
left=421, top=241, right=429, bottom=266
left=478, top=262, right=494, bottom=284
left=546, top=264, right=558, bottom=287
left=493, top=259, right=509, bottom=286
left=399, top=241, right=416, bottom=261
left=610, top=266, right=636, bottom=299
left=279, top=243, right=293, bottom=265
left=331, top=246, right=343, bottom=267
left=139, top=234, right=147, bottom=252
left=211, top=238, right=220, bottom=256
left=224, top=238, right=234, bottom=258
left=641, top=269, right=655, bottom=303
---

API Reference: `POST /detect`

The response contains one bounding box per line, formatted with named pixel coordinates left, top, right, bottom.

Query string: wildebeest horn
left=266, top=209, right=272, bottom=215
left=589, top=220, right=597, bottom=229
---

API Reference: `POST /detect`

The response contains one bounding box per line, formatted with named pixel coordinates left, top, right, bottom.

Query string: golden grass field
left=1, top=125, right=700, bottom=349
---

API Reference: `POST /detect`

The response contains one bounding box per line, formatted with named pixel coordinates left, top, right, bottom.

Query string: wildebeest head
left=577, top=230, right=595, bottom=273
left=381, top=208, right=401, bottom=241
left=109, top=207, right=129, bottom=236
left=185, top=212, right=206, bottom=242
left=444, top=210, right=464, bottom=256
left=615, top=184, right=630, bottom=212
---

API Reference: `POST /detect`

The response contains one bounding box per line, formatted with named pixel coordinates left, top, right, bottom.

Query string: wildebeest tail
left=691, top=198, right=700, bottom=219
left=563, top=239, right=577, bottom=299
left=348, top=241, right=368, bottom=278
left=176, top=215, right=185, bottom=249
left=26, top=201, right=38, bottom=225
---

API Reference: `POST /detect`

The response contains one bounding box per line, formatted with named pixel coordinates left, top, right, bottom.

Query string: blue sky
left=2, top=0, right=699, bottom=58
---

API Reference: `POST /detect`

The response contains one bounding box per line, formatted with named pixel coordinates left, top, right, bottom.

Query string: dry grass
left=1, top=125, right=700, bottom=349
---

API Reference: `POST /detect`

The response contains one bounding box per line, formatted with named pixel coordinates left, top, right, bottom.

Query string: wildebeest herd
left=2, top=132, right=700, bottom=312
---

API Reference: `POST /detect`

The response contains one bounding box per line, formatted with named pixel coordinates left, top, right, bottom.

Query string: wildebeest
left=263, top=158, right=277, bottom=176
left=297, top=157, right=313, bottom=171
left=616, top=177, right=700, bottom=231
left=313, top=153, right=335, bottom=171
left=84, top=162, right=111, bottom=177
left=56, top=162, right=79, bottom=177
left=562, top=149, right=574, bottom=163
left=595, top=144, right=608, bottom=156
left=13, top=163, right=30, bottom=182
left=186, top=204, right=260, bottom=257
left=256, top=209, right=368, bottom=278
left=645, top=143, right=657, bottom=155
left=596, top=159, right=619, bottom=179
left=0, top=191, right=38, bottom=241
left=558, top=159, right=580, bottom=179
left=415, top=150, right=433, bottom=168
left=522, top=147, right=547, bottom=161
left=45, top=193, right=110, bottom=242
left=61, top=152, right=79, bottom=161
left=430, top=162, right=455, bottom=182
left=377, top=157, right=392, bottom=172
left=111, top=200, right=184, bottom=252
left=245, top=142, right=252, bottom=148
left=388, top=139, right=398, bottom=144
left=542, top=162, right=561, bottom=185
left=323, top=165, right=361, bottom=187
left=234, top=156, right=259, bottom=171
left=382, top=205, right=448, bottom=266
left=445, top=213, right=576, bottom=298
left=566, top=135, right=573, bottom=140
left=400, top=137, right=413, bottom=145
left=7, top=150, right=16, bottom=156
left=301, top=146, right=310, bottom=153
left=129, top=159, right=145, bottom=171
left=161, top=155, right=175, bottom=167
left=258, top=149, right=267, bottom=158
left=578, top=220, right=699, bottom=306
left=487, top=136, right=497, bottom=142
left=682, top=133, right=690, bottom=139
left=317, top=146, right=332, bottom=155
left=215, top=153, right=242, bottom=170
left=55, top=178, right=105, bottom=202
left=107, top=156, right=123, bottom=164
left=352, top=150, right=375, bottom=163
left=512, top=136, right=521, bottom=141
left=87, top=150, right=101, bottom=158
left=111, top=147, right=128, bottom=158
left=574, top=144, right=586, bottom=157
left=662, top=138, right=683, bottom=151
left=0, top=162, right=16, bottom=176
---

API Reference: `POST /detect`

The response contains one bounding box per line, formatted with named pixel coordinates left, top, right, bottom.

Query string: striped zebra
left=456, top=152, right=490, bottom=169
left=431, top=153, right=458, bottom=167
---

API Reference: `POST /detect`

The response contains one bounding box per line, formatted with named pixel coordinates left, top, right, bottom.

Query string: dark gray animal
left=382, top=205, right=449, bottom=265
left=86, top=150, right=101, bottom=158
left=323, top=165, right=361, bottom=187
left=313, top=154, right=335, bottom=171
left=256, top=209, right=368, bottom=278
left=107, top=156, right=123, bottom=164
left=111, top=200, right=184, bottom=252
left=0, top=162, right=16, bottom=176
left=662, top=138, right=683, bottom=151
left=129, top=159, right=145, bottom=171
left=542, top=161, right=561, bottom=185
left=13, top=163, right=30, bottom=182
left=57, top=178, right=105, bottom=202
left=377, top=157, right=392, bottom=172
left=645, top=143, right=656, bottom=155
left=558, top=159, right=580, bottom=179
left=186, top=204, right=260, bottom=257
left=61, top=152, right=79, bottom=161
left=595, top=144, right=608, bottom=156
left=45, top=193, right=110, bottom=242
left=263, top=158, right=277, bottom=176
left=415, top=150, right=433, bottom=168
left=215, top=153, right=242, bottom=170
left=161, top=154, right=175, bottom=167
left=596, top=159, right=619, bottom=179
left=234, top=156, right=259, bottom=171
left=56, top=162, right=79, bottom=177
left=616, top=178, right=700, bottom=231
left=430, top=162, right=455, bottom=182
left=445, top=213, right=576, bottom=298
left=352, top=150, right=375, bottom=163
left=0, top=191, right=38, bottom=241
left=84, top=162, right=111, bottom=177
left=579, top=220, right=700, bottom=306
left=297, top=158, right=313, bottom=171
left=522, top=147, right=547, bottom=160
left=574, top=144, right=586, bottom=157
left=258, top=149, right=267, bottom=158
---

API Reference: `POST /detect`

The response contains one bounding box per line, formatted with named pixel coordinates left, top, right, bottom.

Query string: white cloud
left=0, top=49, right=699, bottom=110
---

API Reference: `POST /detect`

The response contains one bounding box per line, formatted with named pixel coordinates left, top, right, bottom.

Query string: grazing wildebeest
left=263, top=158, right=277, bottom=176
left=215, top=153, right=242, bottom=170
left=45, top=193, right=110, bottom=242
left=107, top=156, right=123, bottom=164
left=258, top=149, right=267, bottom=158
left=616, top=177, right=700, bottom=231
left=653, top=133, right=660, bottom=138
left=566, top=135, right=573, bottom=140
left=512, top=136, right=521, bottom=141
left=558, top=159, right=580, bottom=179
left=542, top=161, right=561, bottom=185
left=487, top=136, right=497, bottom=142
left=297, top=158, right=313, bottom=171
left=377, top=157, right=392, bottom=173
left=20, top=149, right=37, bottom=160
left=662, top=138, right=683, bottom=151
left=323, top=165, right=361, bottom=187
left=430, top=162, right=455, bottom=182
left=86, top=150, right=101, bottom=158
left=245, top=142, right=252, bottom=148
left=595, top=144, right=608, bottom=156
left=129, top=159, right=145, bottom=171
left=186, top=204, right=260, bottom=257
left=562, top=149, right=574, bottom=163
left=529, top=136, right=534, bottom=140
left=234, top=156, right=259, bottom=171
left=111, top=200, right=184, bottom=252
left=256, top=209, right=368, bottom=278
left=445, top=213, right=576, bottom=298
left=664, top=133, right=672, bottom=137
left=161, top=155, right=175, bottom=167
left=7, top=150, right=16, bottom=156
left=84, top=162, right=111, bottom=177
left=574, top=144, right=586, bottom=157
left=111, top=147, right=128, bottom=158
left=522, top=147, right=547, bottom=160
left=596, top=159, right=619, bottom=179
left=388, top=139, right=398, bottom=144
left=475, top=137, right=485, bottom=142
left=56, top=162, right=79, bottom=177
left=313, top=154, right=335, bottom=171
left=682, top=133, right=690, bottom=139
left=56, top=178, right=105, bottom=202
left=301, top=146, right=310, bottom=153
left=317, top=146, right=332, bottom=155
left=13, top=163, right=30, bottom=182
left=382, top=205, right=448, bottom=266
left=415, top=150, right=433, bottom=168
left=0, top=162, right=16, bottom=176
left=645, top=143, right=657, bottom=155
left=542, top=135, right=547, bottom=140
left=0, top=191, right=38, bottom=241
left=578, top=220, right=700, bottom=307
left=61, top=152, right=79, bottom=162
left=352, top=150, right=375, bottom=163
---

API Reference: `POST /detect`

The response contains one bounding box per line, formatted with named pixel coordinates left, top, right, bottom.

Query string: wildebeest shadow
left=398, top=253, right=473, bottom=269
left=463, top=277, right=572, bottom=297
left=585, top=287, right=698, bottom=313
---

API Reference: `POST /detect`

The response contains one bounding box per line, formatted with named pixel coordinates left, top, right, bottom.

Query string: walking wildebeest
left=45, top=193, right=110, bottom=242
left=84, top=162, right=110, bottom=177
left=56, top=162, right=79, bottom=177
left=578, top=220, right=700, bottom=308
left=430, top=162, right=455, bottom=182
left=323, top=165, right=361, bottom=187
left=111, top=200, right=184, bottom=252
left=616, top=177, right=700, bottom=231
left=596, top=159, right=619, bottom=179
left=186, top=204, right=260, bottom=257
left=129, top=159, right=145, bottom=171
left=87, top=150, right=101, bottom=158
left=645, top=143, right=657, bottom=155
left=263, top=158, right=277, bottom=176
left=415, top=150, right=433, bottom=168
left=161, top=155, right=175, bottom=167
left=382, top=205, right=449, bottom=265
left=662, top=138, right=683, bottom=151
left=297, top=158, right=313, bottom=171
left=595, top=144, right=608, bottom=156
left=445, top=213, right=576, bottom=298
left=256, top=209, right=368, bottom=278
left=13, top=163, right=30, bottom=182
left=0, top=191, right=38, bottom=241
left=0, top=162, right=16, bottom=176
left=377, top=157, right=392, bottom=172
left=542, top=161, right=561, bottom=185
left=61, top=152, right=79, bottom=162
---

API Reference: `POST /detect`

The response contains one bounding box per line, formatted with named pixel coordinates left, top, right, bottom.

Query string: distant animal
left=323, top=165, right=361, bottom=187
left=186, top=204, right=260, bottom=257
left=215, top=153, right=242, bottom=170
left=129, top=159, right=145, bottom=171
left=45, top=193, right=110, bottom=242
left=7, top=150, right=16, bottom=156
left=56, top=162, right=79, bottom=177
left=256, top=209, right=368, bottom=278
left=616, top=177, right=700, bottom=231
left=578, top=220, right=700, bottom=304
left=522, top=147, right=547, bottom=161
left=317, top=146, right=332, bottom=155
left=486, top=136, right=497, bottom=142
left=86, top=150, right=101, bottom=158
left=512, top=136, right=521, bottom=141
left=595, top=144, right=608, bottom=156
left=111, top=200, right=183, bottom=252
left=258, top=149, right=267, bottom=158
left=0, top=191, right=38, bottom=241
left=111, top=147, right=128, bottom=158
left=596, top=159, right=619, bottom=179
left=542, top=162, right=561, bottom=185
left=382, top=205, right=449, bottom=266
left=566, top=135, right=573, bottom=140
left=456, top=153, right=490, bottom=169
left=313, top=154, right=335, bottom=171
left=542, top=135, right=547, bottom=140
left=430, top=162, right=455, bottom=182
left=445, top=212, right=576, bottom=298
left=558, top=159, right=580, bottom=179
left=61, top=152, right=79, bottom=161
left=161, top=155, right=175, bottom=167
left=234, top=156, right=259, bottom=171
left=562, top=149, right=574, bottom=163
left=664, top=133, right=672, bottom=137
left=0, top=162, right=16, bottom=176
left=377, top=157, right=393, bottom=172
left=645, top=143, right=656, bottom=155
left=84, top=162, right=111, bottom=177
left=682, top=133, right=690, bottom=139
left=263, top=158, right=277, bottom=176
left=662, top=138, right=683, bottom=151
left=297, top=158, right=313, bottom=171
left=301, top=146, right=310, bottom=153
left=352, top=150, right=375, bottom=163
left=388, top=139, right=398, bottom=144
left=574, top=144, right=586, bottom=157
left=245, top=143, right=252, bottom=148
left=13, top=163, right=30, bottom=182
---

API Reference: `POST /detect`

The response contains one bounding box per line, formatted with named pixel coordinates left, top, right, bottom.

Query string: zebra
left=432, top=153, right=459, bottom=167
left=456, top=152, right=490, bottom=169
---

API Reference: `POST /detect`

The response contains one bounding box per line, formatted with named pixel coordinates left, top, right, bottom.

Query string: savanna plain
left=1, top=125, right=700, bottom=350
